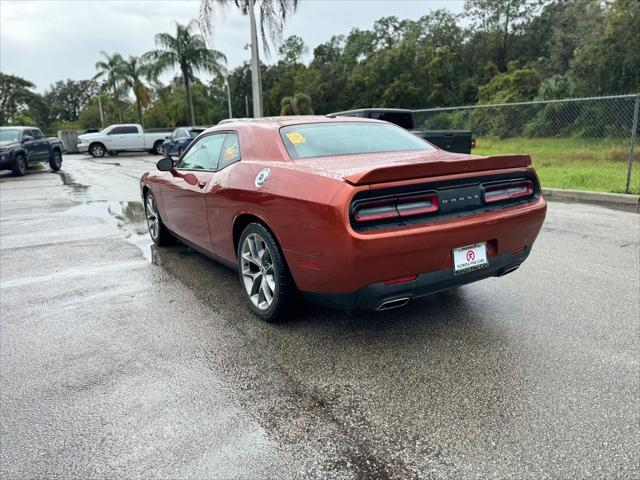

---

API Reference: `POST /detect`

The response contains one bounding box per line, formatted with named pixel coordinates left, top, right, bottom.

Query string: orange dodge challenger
left=141, top=116, right=546, bottom=321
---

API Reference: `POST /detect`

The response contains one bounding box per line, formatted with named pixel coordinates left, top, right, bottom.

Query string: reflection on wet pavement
left=62, top=200, right=152, bottom=261
left=57, top=170, right=90, bottom=199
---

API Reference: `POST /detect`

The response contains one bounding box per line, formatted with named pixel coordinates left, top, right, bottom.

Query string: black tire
left=237, top=222, right=294, bottom=322
left=12, top=154, right=27, bottom=176
left=144, top=190, right=177, bottom=247
left=152, top=141, right=163, bottom=155
left=49, top=149, right=62, bottom=171
left=89, top=143, right=106, bottom=158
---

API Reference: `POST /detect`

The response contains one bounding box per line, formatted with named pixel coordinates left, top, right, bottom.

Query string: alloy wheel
left=145, top=194, right=159, bottom=240
left=241, top=233, right=276, bottom=310
left=91, top=145, right=104, bottom=157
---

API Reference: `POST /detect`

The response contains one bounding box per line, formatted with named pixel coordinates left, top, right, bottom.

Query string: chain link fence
left=413, top=94, right=640, bottom=194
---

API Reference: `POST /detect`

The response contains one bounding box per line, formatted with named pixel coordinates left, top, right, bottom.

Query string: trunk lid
left=293, top=150, right=531, bottom=186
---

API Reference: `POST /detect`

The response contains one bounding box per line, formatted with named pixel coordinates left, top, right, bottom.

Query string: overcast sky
left=1, top=0, right=465, bottom=92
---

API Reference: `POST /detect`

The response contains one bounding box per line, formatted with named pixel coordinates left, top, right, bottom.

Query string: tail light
left=353, top=198, right=399, bottom=222
left=483, top=180, right=533, bottom=204
left=397, top=194, right=438, bottom=217
left=353, top=192, right=439, bottom=223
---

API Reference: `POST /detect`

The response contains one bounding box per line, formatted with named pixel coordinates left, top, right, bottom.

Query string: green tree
left=200, top=0, right=299, bottom=56
left=0, top=73, right=38, bottom=124
left=570, top=0, right=640, bottom=95
left=465, top=0, right=543, bottom=71
left=200, top=1, right=299, bottom=117
left=478, top=62, right=541, bottom=103
left=93, top=51, right=126, bottom=122
left=372, top=16, right=407, bottom=49
left=278, top=35, right=306, bottom=64
left=144, top=20, right=226, bottom=125
left=44, top=79, right=100, bottom=123
left=119, top=56, right=151, bottom=125
left=279, top=93, right=313, bottom=115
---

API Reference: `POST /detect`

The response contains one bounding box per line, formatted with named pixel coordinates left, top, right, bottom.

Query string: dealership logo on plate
left=255, top=168, right=270, bottom=187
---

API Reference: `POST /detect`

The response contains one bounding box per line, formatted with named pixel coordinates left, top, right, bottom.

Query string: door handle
left=198, top=181, right=207, bottom=189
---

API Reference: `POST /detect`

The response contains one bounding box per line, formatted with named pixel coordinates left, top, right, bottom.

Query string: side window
left=32, top=129, right=44, bottom=139
left=218, top=133, right=241, bottom=170
left=170, top=129, right=180, bottom=140
left=111, top=126, right=138, bottom=135
left=177, top=134, right=226, bottom=170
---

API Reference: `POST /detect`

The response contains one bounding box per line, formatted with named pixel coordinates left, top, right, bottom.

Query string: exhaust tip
left=498, top=265, right=520, bottom=277
left=376, top=297, right=410, bottom=311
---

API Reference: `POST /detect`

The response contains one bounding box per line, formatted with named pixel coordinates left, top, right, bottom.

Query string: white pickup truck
left=77, top=124, right=168, bottom=158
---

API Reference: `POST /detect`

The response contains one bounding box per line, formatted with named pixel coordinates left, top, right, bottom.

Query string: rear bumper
left=286, top=196, right=547, bottom=295
left=302, top=249, right=529, bottom=310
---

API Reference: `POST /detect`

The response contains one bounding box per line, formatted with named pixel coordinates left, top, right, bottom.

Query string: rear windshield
left=280, top=122, right=434, bottom=159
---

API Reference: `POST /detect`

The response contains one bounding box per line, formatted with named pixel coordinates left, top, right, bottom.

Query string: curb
left=542, top=188, right=640, bottom=210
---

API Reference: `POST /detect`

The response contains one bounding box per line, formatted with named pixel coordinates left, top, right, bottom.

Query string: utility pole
left=248, top=0, right=263, bottom=117
left=245, top=95, right=249, bottom=117
left=225, top=78, right=233, bottom=119
left=97, top=96, right=105, bottom=128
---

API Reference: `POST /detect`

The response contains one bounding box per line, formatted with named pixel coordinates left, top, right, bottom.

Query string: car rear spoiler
left=342, top=155, right=532, bottom=186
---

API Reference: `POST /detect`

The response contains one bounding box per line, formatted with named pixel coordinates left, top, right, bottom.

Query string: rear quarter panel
left=206, top=160, right=348, bottom=264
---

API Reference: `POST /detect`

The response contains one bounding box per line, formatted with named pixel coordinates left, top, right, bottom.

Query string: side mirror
left=156, top=157, right=174, bottom=171
left=22, top=135, right=33, bottom=143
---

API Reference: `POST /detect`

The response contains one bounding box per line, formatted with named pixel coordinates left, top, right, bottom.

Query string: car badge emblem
left=255, top=168, right=270, bottom=187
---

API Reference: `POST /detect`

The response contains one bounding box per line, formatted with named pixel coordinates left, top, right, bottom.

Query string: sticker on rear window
left=285, top=132, right=306, bottom=144
left=224, top=146, right=238, bottom=160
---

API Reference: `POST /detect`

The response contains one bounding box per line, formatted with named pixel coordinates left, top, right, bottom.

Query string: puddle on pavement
left=58, top=171, right=90, bottom=200
left=63, top=200, right=153, bottom=261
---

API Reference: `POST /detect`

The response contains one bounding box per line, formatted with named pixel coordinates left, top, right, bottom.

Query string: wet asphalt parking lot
left=0, top=153, right=638, bottom=479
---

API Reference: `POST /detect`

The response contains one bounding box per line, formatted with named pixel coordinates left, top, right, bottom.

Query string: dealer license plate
left=452, top=243, right=489, bottom=275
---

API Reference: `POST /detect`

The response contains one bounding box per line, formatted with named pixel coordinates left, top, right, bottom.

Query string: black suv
left=0, top=126, right=63, bottom=176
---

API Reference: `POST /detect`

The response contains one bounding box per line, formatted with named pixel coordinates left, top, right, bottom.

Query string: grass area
left=473, top=137, right=640, bottom=194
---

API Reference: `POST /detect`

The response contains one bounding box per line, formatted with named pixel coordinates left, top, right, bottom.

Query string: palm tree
left=144, top=20, right=226, bottom=125
left=199, top=0, right=299, bottom=117
left=94, top=51, right=126, bottom=122
left=119, top=56, right=150, bottom=126
left=280, top=93, right=314, bottom=115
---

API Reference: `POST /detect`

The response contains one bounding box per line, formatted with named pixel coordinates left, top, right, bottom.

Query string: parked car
left=0, top=126, right=63, bottom=176
left=329, top=108, right=475, bottom=154
left=77, top=124, right=167, bottom=158
left=162, top=127, right=205, bottom=156
left=141, top=116, right=546, bottom=322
